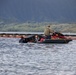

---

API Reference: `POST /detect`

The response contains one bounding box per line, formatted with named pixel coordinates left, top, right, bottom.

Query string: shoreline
left=0, top=31, right=76, bottom=35
left=0, top=32, right=76, bottom=40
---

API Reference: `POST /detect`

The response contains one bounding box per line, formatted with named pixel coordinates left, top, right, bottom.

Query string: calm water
left=0, top=37, right=76, bottom=75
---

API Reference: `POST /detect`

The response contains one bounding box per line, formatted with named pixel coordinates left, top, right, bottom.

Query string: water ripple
left=0, top=38, right=76, bottom=75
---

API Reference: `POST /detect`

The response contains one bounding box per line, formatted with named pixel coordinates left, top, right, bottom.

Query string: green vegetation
left=0, top=22, right=76, bottom=33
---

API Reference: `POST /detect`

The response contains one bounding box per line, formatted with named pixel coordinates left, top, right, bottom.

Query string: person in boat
left=44, top=25, right=54, bottom=39
left=52, top=32, right=66, bottom=39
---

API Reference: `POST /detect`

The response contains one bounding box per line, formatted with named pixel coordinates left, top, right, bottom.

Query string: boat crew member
left=44, top=25, right=54, bottom=39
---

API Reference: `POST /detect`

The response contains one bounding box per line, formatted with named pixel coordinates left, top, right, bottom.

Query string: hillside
left=0, top=0, right=76, bottom=23
left=0, top=22, right=76, bottom=32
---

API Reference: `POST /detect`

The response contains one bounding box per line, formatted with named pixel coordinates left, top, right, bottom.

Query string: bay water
left=0, top=37, right=76, bottom=75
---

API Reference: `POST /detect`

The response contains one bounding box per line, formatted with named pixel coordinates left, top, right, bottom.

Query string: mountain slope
left=0, top=0, right=76, bottom=23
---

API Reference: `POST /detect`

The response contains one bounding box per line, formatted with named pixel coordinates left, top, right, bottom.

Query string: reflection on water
left=0, top=37, right=76, bottom=75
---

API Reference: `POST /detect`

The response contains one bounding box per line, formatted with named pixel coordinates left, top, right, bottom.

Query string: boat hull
left=37, top=39, right=72, bottom=44
left=19, top=34, right=72, bottom=44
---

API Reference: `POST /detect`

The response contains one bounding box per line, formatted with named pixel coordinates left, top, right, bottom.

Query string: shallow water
left=0, top=37, right=76, bottom=75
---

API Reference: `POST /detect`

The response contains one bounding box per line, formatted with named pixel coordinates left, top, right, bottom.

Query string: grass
left=0, top=22, right=76, bottom=33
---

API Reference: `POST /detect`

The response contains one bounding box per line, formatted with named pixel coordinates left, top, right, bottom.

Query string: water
left=0, top=32, right=76, bottom=35
left=0, top=37, right=76, bottom=75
